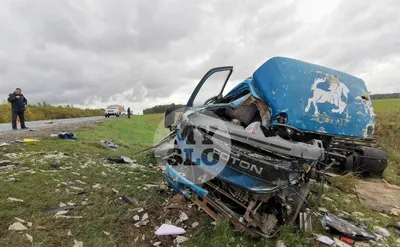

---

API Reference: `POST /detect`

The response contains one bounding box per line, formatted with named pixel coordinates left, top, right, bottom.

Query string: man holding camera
left=8, top=88, right=28, bottom=130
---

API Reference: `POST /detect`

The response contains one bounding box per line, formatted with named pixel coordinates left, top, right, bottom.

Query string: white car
left=104, top=105, right=121, bottom=118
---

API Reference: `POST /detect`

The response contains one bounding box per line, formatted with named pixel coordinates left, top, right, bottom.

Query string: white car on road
left=104, top=105, right=121, bottom=118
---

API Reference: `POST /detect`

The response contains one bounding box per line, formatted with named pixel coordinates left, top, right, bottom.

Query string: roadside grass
left=1, top=98, right=399, bottom=247
left=0, top=116, right=165, bottom=247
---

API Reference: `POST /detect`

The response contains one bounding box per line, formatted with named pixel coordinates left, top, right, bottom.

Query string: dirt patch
left=356, top=179, right=400, bottom=213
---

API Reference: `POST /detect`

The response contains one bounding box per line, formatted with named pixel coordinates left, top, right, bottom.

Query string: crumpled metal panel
left=226, top=57, right=375, bottom=138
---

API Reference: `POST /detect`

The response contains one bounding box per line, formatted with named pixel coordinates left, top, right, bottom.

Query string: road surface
left=0, top=116, right=104, bottom=132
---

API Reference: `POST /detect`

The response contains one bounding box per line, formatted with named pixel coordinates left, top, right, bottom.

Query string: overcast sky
left=0, top=0, right=399, bottom=113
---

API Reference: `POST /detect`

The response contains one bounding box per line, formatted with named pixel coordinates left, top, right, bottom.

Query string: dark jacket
left=8, top=93, right=27, bottom=113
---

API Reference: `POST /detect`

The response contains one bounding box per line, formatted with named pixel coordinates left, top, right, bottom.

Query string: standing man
left=8, top=88, right=28, bottom=130
left=127, top=107, right=131, bottom=119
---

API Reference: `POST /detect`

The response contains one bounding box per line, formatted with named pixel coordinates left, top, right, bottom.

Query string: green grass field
left=0, top=99, right=399, bottom=247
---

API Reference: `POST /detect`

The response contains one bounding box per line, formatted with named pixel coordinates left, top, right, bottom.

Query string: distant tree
left=371, top=93, right=400, bottom=100
left=143, top=104, right=185, bottom=114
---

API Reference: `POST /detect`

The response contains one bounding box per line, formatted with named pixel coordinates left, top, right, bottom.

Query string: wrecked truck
left=156, top=57, right=387, bottom=238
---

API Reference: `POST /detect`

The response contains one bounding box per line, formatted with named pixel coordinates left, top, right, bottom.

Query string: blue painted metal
left=167, top=56, right=376, bottom=203
left=226, top=57, right=375, bottom=138
left=165, top=163, right=209, bottom=198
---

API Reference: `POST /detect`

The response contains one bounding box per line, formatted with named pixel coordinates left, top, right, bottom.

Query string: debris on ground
left=25, top=233, right=33, bottom=243
left=173, top=236, right=189, bottom=244
left=191, top=222, right=199, bottom=228
left=57, top=132, right=77, bottom=140
left=121, top=195, right=139, bottom=206
left=14, top=217, right=26, bottom=224
left=155, top=224, right=186, bottom=236
left=178, top=211, right=189, bottom=223
left=55, top=215, right=83, bottom=219
left=339, top=236, right=355, bottom=245
left=16, top=138, right=40, bottom=143
left=46, top=206, right=75, bottom=214
left=373, top=226, right=391, bottom=237
left=106, top=156, right=135, bottom=164
left=316, top=234, right=335, bottom=245
left=100, top=140, right=118, bottom=149
left=92, top=183, right=102, bottom=189
left=103, top=231, right=111, bottom=236
left=276, top=240, right=286, bottom=247
left=321, top=213, right=376, bottom=240
left=8, top=222, right=28, bottom=231
left=133, top=215, right=140, bottom=221
left=299, top=212, right=312, bottom=232
left=0, top=142, right=10, bottom=147
left=73, top=239, right=83, bottom=247
left=7, top=197, right=24, bottom=202
left=334, top=237, right=352, bottom=247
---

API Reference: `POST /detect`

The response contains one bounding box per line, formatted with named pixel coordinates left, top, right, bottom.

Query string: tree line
left=143, top=104, right=185, bottom=115
left=371, top=93, right=400, bottom=100
left=0, top=103, right=104, bottom=123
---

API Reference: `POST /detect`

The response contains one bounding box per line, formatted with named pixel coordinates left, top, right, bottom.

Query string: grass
left=0, top=99, right=399, bottom=247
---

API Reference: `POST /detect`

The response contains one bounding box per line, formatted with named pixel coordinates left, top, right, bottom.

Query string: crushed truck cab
left=157, top=57, right=387, bottom=238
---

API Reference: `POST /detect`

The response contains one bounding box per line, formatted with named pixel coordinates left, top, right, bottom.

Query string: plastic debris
left=58, top=132, right=77, bottom=140
left=245, top=121, right=264, bottom=137
left=67, top=230, right=73, bottom=236
left=191, top=222, right=199, bottom=228
left=340, top=236, right=355, bottom=245
left=9, top=222, right=27, bottom=231
left=373, top=226, right=391, bottom=237
left=155, top=224, right=186, bottom=236
left=276, top=240, right=286, bottom=247
left=56, top=210, right=69, bottom=216
left=316, top=235, right=334, bottom=245
left=100, top=140, right=118, bottom=149
left=334, top=238, right=352, bottom=247
left=106, top=156, right=134, bottom=164
left=92, top=183, right=102, bottom=189
left=121, top=195, right=139, bottom=205
left=142, top=213, right=149, bottom=221
left=22, top=138, right=40, bottom=143
left=7, top=197, right=24, bottom=202
left=0, top=142, right=10, bottom=147
left=178, top=212, right=189, bottom=222
left=354, top=242, right=371, bottom=247
left=103, top=231, right=110, bottom=236
left=73, top=239, right=83, bottom=247
left=25, top=233, right=33, bottom=243
left=56, top=215, right=83, bottom=219
left=174, top=236, right=189, bottom=244
left=133, top=215, right=140, bottom=221
left=14, top=217, right=26, bottom=223
left=299, top=212, right=312, bottom=232
left=321, top=213, right=376, bottom=240
left=27, top=222, right=32, bottom=228
left=153, top=242, right=161, bottom=246
left=46, top=206, right=75, bottom=214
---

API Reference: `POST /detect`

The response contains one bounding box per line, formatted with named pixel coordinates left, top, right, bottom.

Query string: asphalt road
left=0, top=116, right=105, bottom=132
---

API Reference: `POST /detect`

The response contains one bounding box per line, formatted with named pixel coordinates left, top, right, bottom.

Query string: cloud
left=0, top=0, right=399, bottom=111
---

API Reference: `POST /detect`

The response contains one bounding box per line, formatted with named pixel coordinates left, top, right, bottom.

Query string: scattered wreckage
left=155, top=57, right=388, bottom=238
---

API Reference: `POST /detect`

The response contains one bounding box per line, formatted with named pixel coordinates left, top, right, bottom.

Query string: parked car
left=105, top=105, right=124, bottom=117
left=157, top=57, right=387, bottom=238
